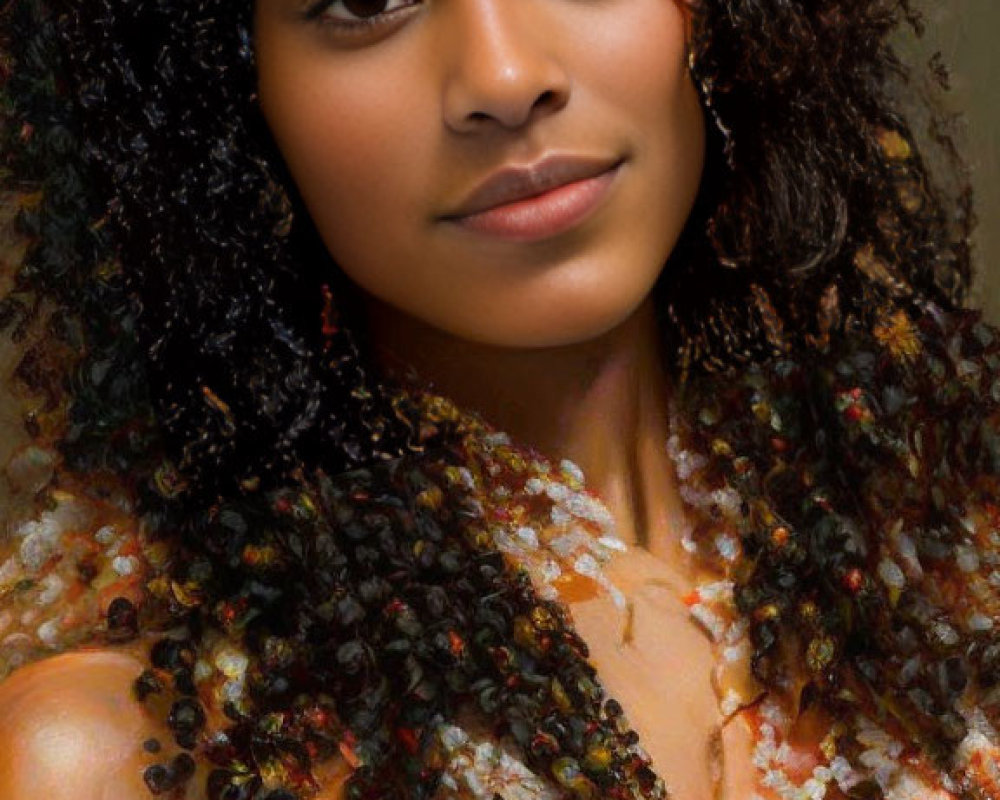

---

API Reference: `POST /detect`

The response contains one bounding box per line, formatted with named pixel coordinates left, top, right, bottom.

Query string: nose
left=441, top=0, right=571, bottom=134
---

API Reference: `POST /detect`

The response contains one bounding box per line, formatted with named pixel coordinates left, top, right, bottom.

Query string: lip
left=442, top=154, right=624, bottom=242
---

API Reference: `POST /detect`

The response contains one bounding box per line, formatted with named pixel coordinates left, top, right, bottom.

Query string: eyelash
left=303, top=0, right=420, bottom=35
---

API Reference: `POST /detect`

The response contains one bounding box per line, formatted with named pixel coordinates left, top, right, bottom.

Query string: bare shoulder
left=0, top=649, right=353, bottom=800
left=0, top=649, right=170, bottom=799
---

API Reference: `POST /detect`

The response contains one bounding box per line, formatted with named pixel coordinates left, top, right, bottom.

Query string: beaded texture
left=2, top=2, right=999, bottom=798
left=3, top=112, right=1000, bottom=793
left=4, top=304, right=1000, bottom=799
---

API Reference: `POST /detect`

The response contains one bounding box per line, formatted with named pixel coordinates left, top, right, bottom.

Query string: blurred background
left=900, top=1, right=1000, bottom=320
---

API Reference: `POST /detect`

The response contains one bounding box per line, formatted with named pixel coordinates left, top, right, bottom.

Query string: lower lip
left=448, top=163, right=623, bottom=242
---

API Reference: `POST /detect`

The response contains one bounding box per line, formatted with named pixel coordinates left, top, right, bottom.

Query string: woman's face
left=254, top=0, right=704, bottom=348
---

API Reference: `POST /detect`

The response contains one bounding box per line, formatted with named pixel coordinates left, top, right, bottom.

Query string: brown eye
left=341, top=0, right=390, bottom=19
left=315, top=0, right=416, bottom=24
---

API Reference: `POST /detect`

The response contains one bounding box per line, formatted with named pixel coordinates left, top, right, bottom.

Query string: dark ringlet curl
left=661, top=0, right=973, bottom=371
left=20, top=0, right=975, bottom=499
left=0, top=0, right=154, bottom=475
left=53, top=0, right=435, bottom=500
left=2, top=0, right=994, bottom=798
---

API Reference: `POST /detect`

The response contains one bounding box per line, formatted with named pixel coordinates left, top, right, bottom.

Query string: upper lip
left=443, top=153, right=623, bottom=219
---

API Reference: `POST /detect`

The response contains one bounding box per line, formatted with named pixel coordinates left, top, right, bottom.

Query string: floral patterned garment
left=409, top=399, right=1000, bottom=800
left=3, top=310, right=1000, bottom=799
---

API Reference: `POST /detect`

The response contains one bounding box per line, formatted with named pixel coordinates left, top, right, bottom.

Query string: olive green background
left=900, top=1, right=1000, bottom=320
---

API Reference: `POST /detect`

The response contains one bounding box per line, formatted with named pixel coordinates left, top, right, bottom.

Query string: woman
left=0, top=0, right=997, bottom=798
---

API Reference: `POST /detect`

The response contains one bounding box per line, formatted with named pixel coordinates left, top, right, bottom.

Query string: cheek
left=255, top=0, right=705, bottom=350
left=582, top=0, right=699, bottom=142
left=259, top=58, right=436, bottom=270
left=562, top=0, right=705, bottom=236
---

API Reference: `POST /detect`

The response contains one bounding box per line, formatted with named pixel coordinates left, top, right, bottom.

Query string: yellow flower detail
left=876, top=128, right=912, bottom=161
left=874, top=310, right=921, bottom=363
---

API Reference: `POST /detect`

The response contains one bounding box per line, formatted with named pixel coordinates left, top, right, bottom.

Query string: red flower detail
left=843, top=568, right=864, bottom=593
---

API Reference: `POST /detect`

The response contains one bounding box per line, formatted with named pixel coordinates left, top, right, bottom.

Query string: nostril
left=534, top=86, right=569, bottom=115
left=536, top=89, right=557, bottom=107
left=442, top=45, right=571, bottom=134
left=459, top=86, right=564, bottom=131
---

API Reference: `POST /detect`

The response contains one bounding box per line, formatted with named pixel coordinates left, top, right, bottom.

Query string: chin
left=451, top=290, right=654, bottom=350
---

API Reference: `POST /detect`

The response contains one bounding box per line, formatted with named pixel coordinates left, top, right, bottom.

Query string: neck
left=363, top=295, right=689, bottom=559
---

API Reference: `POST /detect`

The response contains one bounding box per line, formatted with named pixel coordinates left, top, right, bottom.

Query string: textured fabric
left=4, top=309, right=1000, bottom=798
left=3, top=2, right=998, bottom=797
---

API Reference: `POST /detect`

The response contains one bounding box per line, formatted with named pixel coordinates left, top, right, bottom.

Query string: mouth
left=441, top=154, right=625, bottom=242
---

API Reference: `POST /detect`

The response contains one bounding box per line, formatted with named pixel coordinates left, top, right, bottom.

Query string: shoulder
left=0, top=649, right=173, bottom=799
left=0, top=649, right=355, bottom=800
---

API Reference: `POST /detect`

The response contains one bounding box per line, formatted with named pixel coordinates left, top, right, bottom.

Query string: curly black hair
left=670, top=0, right=972, bottom=365
left=2, top=1, right=992, bottom=798
left=3, top=0, right=972, bottom=499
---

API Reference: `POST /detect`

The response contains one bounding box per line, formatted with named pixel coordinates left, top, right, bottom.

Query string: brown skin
left=253, top=0, right=704, bottom=559
left=0, top=1, right=763, bottom=798
left=0, top=650, right=184, bottom=800
left=256, top=0, right=737, bottom=796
